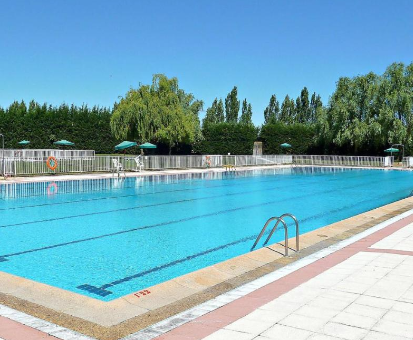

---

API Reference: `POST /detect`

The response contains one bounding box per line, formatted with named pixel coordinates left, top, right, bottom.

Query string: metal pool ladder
left=251, top=213, right=299, bottom=256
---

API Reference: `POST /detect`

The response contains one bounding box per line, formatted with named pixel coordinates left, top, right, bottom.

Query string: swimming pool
left=0, top=167, right=412, bottom=301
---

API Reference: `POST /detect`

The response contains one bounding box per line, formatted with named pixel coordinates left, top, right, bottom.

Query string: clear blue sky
left=1, top=0, right=412, bottom=125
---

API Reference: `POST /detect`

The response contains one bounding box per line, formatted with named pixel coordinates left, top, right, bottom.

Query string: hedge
left=260, top=123, right=318, bottom=155
left=0, top=101, right=119, bottom=154
left=195, top=123, right=259, bottom=155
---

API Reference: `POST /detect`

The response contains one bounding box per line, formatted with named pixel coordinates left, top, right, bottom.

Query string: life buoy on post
left=46, top=156, right=58, bottom=171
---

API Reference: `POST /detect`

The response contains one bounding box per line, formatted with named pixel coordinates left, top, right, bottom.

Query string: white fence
left=402, top=157, right=413, bottom=168
left=0, top=154, right=393, bottom=177
left=0, top=149, right=95, bottom=159
left=292, top=155, right=392, bottom=168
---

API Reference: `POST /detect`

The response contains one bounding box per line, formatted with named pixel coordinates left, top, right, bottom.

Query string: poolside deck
left=1, top=166, right=413, bottom=339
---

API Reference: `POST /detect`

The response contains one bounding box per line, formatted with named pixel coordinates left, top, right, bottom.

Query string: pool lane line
left=0, top=171, right=389, bottom=229
left=0, top=179, right=406, bottom=264
left=0, top=166, right=363, bottom=203
left=0, top=180, right=312, bottom=228
left=75, top=188, right=407, bottom=297
left=77, top=234, right=258, bottom=297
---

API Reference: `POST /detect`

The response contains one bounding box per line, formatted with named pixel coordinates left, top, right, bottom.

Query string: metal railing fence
left=292, top=155, right=392, bottom=167
left=0, top=154, right=393, bottom=177
left=0, top=149, right=95, bottom=159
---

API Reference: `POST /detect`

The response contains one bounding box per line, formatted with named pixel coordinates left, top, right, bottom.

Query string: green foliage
left=217, top=99, right=225, bottom=123
left=318, top=62, right=413, bottom=155
left=195, top=123, right=258, bottom=155
left=263, top=94, right=280, bottom=124
left=260, top=123, right=317, bottom=155
left=280, top=95, right=295, bottom=124
left=110, top=74, right=203, bottom=154
left=225, top=86, right=240, bottom=123
left=203, top=98, right=225, bottom=126
left=0, top=100, right=117, bottom=153
left=203, top=98, right=219, bottom=125
left=239, top=99, right=253, bottom=125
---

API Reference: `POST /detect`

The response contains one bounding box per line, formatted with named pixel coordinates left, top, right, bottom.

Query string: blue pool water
left=0, top=167, right=412, bottom=301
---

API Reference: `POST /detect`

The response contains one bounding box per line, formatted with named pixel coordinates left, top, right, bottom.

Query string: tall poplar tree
left=216, top=99, right=225, bottom=123
left=239, top=99, right=253, bottom=125
left=203, top=98, right=218, bottom=126
left=280, top=95, right=295, bottom=124
left=263, top=94, right=280, bottom=124
left=225, top=86, right=240, bottom=123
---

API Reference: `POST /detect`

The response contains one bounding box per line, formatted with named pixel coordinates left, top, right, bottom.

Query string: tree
left=110, top=74, right=202, bottom=154
left=310, top=92, right=323, bottom=124
left=217, top=99, right=225, bottom=123
left=295, top=97, right=302, bottom=123
left=225, top=86, right=240, bottom=123
left=239, top=99, right=253, bottom=125
left=300, top=87, right=310, bottom=123
left=280, top=95, right=295, bottom=124
left=263, top=95, right=280, bottom=124
left=203, top=98, right=218, bottom=126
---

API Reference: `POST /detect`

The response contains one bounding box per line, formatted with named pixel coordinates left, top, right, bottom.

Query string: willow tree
left=317, top=62, right=413, bottom=155
left=110, top=74, right=203, bottom=154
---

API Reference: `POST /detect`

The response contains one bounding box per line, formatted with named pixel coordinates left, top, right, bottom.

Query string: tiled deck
left=153, top=213, right=413, bottom=340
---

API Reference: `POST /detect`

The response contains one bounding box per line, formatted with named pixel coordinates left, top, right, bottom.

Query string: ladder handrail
left=251, top=217, right=288, bottom=254
left=263, top=213, right=299, bottom=252
left=251, top=213, right=299, bottom=257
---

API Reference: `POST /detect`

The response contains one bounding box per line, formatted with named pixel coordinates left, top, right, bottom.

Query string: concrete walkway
left=152, top=215, right=413, bottom=340
left=2, top=213, right=413, bottom=340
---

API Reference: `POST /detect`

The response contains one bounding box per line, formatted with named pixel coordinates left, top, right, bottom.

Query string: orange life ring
left=47, top=182, right=58, bottom=196
left=46, top=156, right=58, bottom=171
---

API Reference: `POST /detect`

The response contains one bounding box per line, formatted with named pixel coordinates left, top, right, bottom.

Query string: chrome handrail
left=263, top=213, right=299, bottom=252
left=251, top=213, right=299, bottom=257
left=251, top=216, right=288, bottom=255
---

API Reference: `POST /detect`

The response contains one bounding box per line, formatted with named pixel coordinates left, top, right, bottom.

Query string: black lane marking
left=77, top=188, right=406, bottom=297
left=0, top=175, right=393, bottom=261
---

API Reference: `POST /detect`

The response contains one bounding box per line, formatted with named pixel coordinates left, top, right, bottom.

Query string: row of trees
left=202, top=87, right=254, bottom=126
left=1, top=62, right=412, bottom=156
left=263, top=89, right=323, bottom=125
left=202, top=86, right=323, bottom=127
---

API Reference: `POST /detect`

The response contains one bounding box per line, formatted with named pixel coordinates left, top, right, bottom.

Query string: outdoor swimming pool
left=0, top=167, right=412, bottom=301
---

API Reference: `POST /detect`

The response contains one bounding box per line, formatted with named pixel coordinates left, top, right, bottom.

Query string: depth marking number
left=134, top=290, right=151, bottom=298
